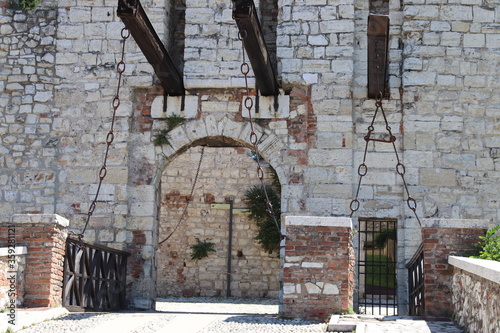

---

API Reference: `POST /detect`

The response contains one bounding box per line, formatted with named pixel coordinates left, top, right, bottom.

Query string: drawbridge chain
left=349, top=94, right=421, bottom=226
left=71, top=28, right=131, bottom=244
left=238, top=30, right=282, bottom=238
left=158, top=147, right=205, bottom=246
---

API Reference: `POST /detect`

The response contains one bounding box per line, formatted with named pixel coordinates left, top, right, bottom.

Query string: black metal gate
left=62, top=237, right=130, bottom=311
left=407, top=243, right=425, bottom=316
left=356, top=218, right=397, bottom=315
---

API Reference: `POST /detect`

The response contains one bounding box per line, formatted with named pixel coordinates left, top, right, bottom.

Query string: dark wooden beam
left=117, top=0, right=184, bottom=96
left=367, top=15, right=390, bottom=99
left=232, top=0, right=280, bottom=96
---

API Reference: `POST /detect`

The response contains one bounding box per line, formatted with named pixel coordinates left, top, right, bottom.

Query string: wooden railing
left=62, top=237, right=130, bottom=311
left=406, top=243, right=425, bottom=316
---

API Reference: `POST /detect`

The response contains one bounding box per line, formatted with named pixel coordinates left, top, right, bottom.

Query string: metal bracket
left=367, top=15, right=389, bottom=99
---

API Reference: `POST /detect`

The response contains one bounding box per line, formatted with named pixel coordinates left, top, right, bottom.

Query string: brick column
left=421, top=219, right=492, bottom=317
left=281, top=216, right=354, bottom=321
left=0, top=214, right=68, bottom=307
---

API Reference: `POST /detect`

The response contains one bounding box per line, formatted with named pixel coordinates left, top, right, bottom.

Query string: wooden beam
left=117, top=0, right=184, bottom=96
left=367, top=15, right=390, bottom=99
left=232, top=0, right=280, bottom=96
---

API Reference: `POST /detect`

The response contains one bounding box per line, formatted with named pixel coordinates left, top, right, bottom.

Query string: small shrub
left=153, top=129, right=170, bottom=146
left=471, top=225, right=500, bottom=261
left=190, top=238, right=216, bottom=260
left=244, top=167, right=281, bottom=254
left=10, top=0, right=40, bottom=9
left=165, top=114, right=186, bottom=130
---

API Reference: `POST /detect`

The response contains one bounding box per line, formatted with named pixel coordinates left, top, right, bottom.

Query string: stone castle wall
left=0, top=0, right=498, bottom=312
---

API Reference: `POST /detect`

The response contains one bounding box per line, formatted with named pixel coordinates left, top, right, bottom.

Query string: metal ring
left=117, top=61, right=126, bottom=74
left=244, top=96, right=253, bottom=110
left=250, top=132, right=258, bottom=145
left=257, top=166, right=264, bottom=180
left=238, top=30, right=248, bottom=40
left=112, top=96, right=120, bottom=109
left=407, top=197, right=417, bottom=211
left=88, top=202, right=96, bottom=215
left=106, top=132, right=114, bottom=144
left=358, top=163, right=368, bottom=177
left=121, top=28, right=130, bottom=39
left=99, top=166, right=107, bottom=179
left=368, top=125, right=374, bottom=132
left=396, top=163, right=405, bottom=176
left=350, top=199, right=360, bottom=212
left=241, top=62, right=250, bottom=76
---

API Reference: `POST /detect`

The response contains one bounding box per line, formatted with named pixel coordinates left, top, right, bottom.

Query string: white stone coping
left=449, top=256, right=500, bottom=285
left=285, top=216, right=352, bottom=228
left=422, top=218, right=493, bottom=229
left=0, top=246, right=28, bottom=256
left=1, top=214, right=69, bottom=227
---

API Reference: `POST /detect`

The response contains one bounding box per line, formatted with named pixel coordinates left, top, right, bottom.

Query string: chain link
left=349, top=94, right=421, bottom=226
left=238, top=31, right=282, bottom=238
left=74, top=28, right=130, bottom=242
left=158, top=147, right=205, bottom=246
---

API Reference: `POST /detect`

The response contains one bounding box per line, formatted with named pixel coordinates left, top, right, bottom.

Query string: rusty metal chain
left=72, top=28, right=130, bottom=243
left=158, top=146, right=205, bottom=246
left=349, top=93, right=421, bottom=226
left=238, top=30, right=282, bottom=237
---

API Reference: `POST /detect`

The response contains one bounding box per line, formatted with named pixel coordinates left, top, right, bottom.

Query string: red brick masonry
left=282, top=216, right=355, bottom=321
left=0, top=214, right=68, bottom=307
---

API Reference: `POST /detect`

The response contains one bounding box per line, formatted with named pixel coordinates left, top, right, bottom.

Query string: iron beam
left=117, top=0, right=184, bottom=95
left=232, top=0, right=279, bottom=96
left=367, top=15, right=389, bottom=99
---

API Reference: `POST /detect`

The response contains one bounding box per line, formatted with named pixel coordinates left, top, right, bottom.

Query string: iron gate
left=62, top=237, right=130, bottom=311
left=356, top=218, right=398, bottom=315
left=407, top=243, right=425, bottom=316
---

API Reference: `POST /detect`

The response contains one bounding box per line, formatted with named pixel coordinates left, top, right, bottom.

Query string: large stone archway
left=125, top=114, right=289, bottom=309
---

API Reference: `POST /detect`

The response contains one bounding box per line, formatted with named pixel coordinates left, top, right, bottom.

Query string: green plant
left=244, top=167, right=281, bottom=254
left=190, top=238, right=216, bottom=260
left=365, top=254, right=396, bottom=288
left=153, top=114, right=185, bottom=146
left=471, top=225, right=500, bottom=261
left=165, top=114, right=186, bottom=130
left=9, top=0, right=41, bottom=9
left=153, top=129, right=170, bottom=146
left=373, top=228, right=396, bottom=248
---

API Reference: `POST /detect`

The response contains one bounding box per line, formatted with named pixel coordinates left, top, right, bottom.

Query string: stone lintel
left=285, top=216, right=352, bottom=228
left=2, top=214, right=69, bottom=227
left=449, top=256, right=500, bottom=285
left=421, top=218, right=493, bottom=229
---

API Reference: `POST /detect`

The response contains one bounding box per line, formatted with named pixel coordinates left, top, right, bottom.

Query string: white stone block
left=323, top=283, right=339, bottom=295
left=302, top=262, right=323, bottom=268
left=463, top=33, right=486, bottom=47
left=305, top=282, right=321, bottom=294
left=285, top=216, right=352, bottom=228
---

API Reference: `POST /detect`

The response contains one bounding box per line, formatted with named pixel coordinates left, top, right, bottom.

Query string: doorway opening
left=156, top=145, right=281, bottom=299
left=356, top=218, right=397, bottom=315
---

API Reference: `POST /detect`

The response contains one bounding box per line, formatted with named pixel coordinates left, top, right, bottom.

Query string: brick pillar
left=0, top=214, right=68, bottom=307
left=282, top=216, right=354, bottom=321
left=421, top=219, right=492, bottom=317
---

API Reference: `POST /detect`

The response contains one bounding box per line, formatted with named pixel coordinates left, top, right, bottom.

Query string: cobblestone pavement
left=14, top=298, right=464, bottom=333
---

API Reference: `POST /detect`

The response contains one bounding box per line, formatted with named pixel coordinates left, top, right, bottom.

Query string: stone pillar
left=421, top=218, right=492, bottom=317
left=0, top=214, right=68, bottom=307
left=281, top=216, right=354, bottom=321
